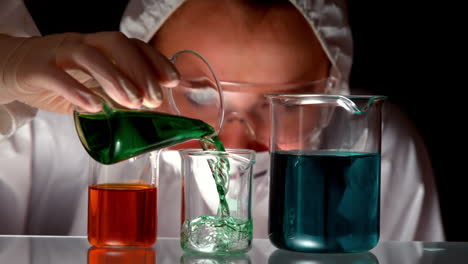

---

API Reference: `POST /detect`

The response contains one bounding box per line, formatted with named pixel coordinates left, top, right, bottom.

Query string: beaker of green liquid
left=265, top=94, right=386, bottom=253
left=74, top=50, right=224, bottom=164
left=180, top=149, right=256, bottom=254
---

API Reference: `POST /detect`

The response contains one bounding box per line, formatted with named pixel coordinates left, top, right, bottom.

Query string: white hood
left=120, top=0, right=353, bottom=92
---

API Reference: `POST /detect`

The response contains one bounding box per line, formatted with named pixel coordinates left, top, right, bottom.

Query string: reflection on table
left=1, top=236, right=468, bottom=264
left=181, top=252, right=251, bottom=264
left=88, top=247, right=156, bottom=264
left=268, top=250, right=378, bottom=264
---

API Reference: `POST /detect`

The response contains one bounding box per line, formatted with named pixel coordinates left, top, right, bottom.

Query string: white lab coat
left=0, top=0, right=444, bottom=241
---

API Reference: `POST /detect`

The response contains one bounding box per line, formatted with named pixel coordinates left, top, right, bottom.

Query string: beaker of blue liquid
left=265, top=94, right=386, bottom=253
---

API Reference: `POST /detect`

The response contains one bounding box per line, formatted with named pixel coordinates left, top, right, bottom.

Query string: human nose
left=218, top=111, right=269, bottom=151
left=219, top=112, right=255, bottom=148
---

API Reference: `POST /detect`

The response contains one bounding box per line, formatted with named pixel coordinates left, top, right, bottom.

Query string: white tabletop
left=0, top=236, right=465, bottom=264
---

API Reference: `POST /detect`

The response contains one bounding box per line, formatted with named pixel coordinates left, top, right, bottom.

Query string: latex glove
left=0, top=32, right=179, bottom=114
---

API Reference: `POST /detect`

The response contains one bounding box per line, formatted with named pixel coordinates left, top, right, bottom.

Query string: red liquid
left=88, top=247, right=156, bottom=264
left=88, top=183, right=157, bottom=247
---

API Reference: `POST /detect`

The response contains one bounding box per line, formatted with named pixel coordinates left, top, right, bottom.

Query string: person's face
left=151, top=0, right=330, bottom=151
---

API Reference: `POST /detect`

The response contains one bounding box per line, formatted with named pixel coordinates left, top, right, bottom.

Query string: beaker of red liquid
left=88, top=152, right=158, bottom=247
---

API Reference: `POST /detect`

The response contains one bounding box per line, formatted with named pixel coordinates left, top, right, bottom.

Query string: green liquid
left=74, top=108, right=215, bottom=164
left=200, top=137, right=231, bottom=218
left=181, top=216, right=253, bottom=254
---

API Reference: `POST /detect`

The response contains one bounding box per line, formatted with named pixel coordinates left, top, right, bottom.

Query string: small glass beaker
left=88, top=152, right=159, bottom=248
left=179, top=149, right=256, bottom=254
left=74, top=50, right=225, bottom=164
left=266, top=94, right=386, bottom=253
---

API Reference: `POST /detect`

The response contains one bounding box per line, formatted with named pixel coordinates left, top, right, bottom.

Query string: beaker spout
left=337, top=95, right=386, bottom=114
left=265, top=94, right=386, bottom=114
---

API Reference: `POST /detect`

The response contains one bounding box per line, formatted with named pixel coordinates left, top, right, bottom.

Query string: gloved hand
left=0, top=32, right=179, bottom=113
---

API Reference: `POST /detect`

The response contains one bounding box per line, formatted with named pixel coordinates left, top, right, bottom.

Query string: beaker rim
left=264, top=94, right=387, bottom=100
left=179, top=148, right=256, bottom=164
left=264, top=94, right=386, bottom=112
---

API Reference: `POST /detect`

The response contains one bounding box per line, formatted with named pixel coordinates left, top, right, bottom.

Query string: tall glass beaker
left=266, top=95, right=386, bottom=253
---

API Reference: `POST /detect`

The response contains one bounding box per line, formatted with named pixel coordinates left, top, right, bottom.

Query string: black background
left=348, top=0, right=463, bottom=240
left=24, top=0, right=463, bottom=240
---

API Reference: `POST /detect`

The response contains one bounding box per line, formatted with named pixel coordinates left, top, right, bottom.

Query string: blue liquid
left=268, top=150, right=380, bottom=253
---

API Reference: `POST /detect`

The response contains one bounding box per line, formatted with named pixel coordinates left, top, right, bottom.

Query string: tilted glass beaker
left=74, top=50, right=225, bottom=164
left=265, top=94, right=386, bottom=253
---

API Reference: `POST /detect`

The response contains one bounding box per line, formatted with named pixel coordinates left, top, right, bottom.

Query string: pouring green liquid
left=74, top=106, right=252, bottom=253
left=74, top=106, right=216, bottom=165
left=74, top=105, right=230, bottom=214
